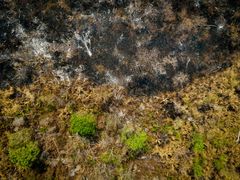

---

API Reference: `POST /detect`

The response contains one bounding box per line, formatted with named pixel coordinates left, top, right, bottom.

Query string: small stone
left=12, top=117, right=25, bottom=127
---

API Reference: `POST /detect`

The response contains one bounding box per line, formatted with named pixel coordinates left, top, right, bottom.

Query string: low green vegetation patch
left=70, top=113, right=96, bottom=137
left=192, top=132, right=205, bottom=178
left=214, top=154, right=228, bottom=171
left=212, top=138, right=228, bottom=149
left=121, top=128, right=148, bottom=156
left=7, top=129, right=40, bottom=168
left=193, top=157, right=204, bottom=178
left=192, top=133, right=204, bottom=153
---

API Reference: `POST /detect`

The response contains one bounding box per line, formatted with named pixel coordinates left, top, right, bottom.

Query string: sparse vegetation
left=193, top=157, right=204, bottom=178
left=212, top=138, right=228, bottom=148
left=100, top=151, right=120, bottom=165
left=161, top=125, right=174, bottom=134
left=214, top=154, right=228, bottom=171
left=37, top=94, right=57, bottom=113
left=70, top=113, right=96, bottom=137
left=7, top=129, right=40, bottom=168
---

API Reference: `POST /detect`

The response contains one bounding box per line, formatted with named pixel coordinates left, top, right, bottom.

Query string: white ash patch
left=15, top=24, right=28, bottom=39
left=152, top=61, right=167, bottom=75
left=117, top=110, right=126, bottom=118
left=74, top=29, right=92, bottom=57
left=52, top=65, right=85, bottom=84
left=113, top=46, right=125, bottom=62
left=152, top=55, right=178, bottom=75
left=161, top=55, right=178, bottom=69
left=13, top=21, right=52, bottom=59
left=172, top=72, right=189, bottom=88
left=69, top=165, right=81, bottom=177
left=53, top=68, right=71, bottom=83
left=48, top=37, right=78, bottom=59
left=105, top=71, right=119, bottom=84
left=28, top=23, right=51, bottom=58
left=136, top=48, right=179, bottom=75
left=105, top=71, right=133, bottom=86
left=125, top=2, right=145, bottom=30
left=29, top=38, right=51, bottom=58
left=124, top=75, right=133, bottom=83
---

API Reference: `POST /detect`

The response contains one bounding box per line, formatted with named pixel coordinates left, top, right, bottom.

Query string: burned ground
left=0, top=0, right=239, bottom=94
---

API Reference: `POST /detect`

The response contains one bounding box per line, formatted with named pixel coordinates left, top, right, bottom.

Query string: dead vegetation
left=0, top=53, right=239, bottom=179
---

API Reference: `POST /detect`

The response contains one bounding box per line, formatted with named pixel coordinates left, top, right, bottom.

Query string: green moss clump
left=193, top=157, right=203, bottom=178
left=192, top=133, right=204, bottom=153
left=125, top=132, right=148, bottom=152
left=8, top=142, right=40, bottom=168
left=70, top=113, right=96, bottom=137
left=214, top=154, right=228, bottom=171
left=121, top=128, right=148, bottom=155
left=7, top=129, right=40, bottom=168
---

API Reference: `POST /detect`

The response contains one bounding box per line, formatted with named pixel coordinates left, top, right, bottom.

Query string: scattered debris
left=163, top=102, right=183, bottom=119
left=12, top=117, right=25, bottom=128
left=75, top=30, right=92, bottom=57
left=237, top=131, right=240, bottom=143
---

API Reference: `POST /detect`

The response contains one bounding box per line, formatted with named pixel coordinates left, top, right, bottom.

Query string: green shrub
left=214, top=154, right=228, bottom=171
left=7, top=129, right=40, bottom=168
left=70, top=113, right=96, bottom=137
left=121, top=128, right=148, bottom=155
left=192, top=133, right=204, bottom=153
